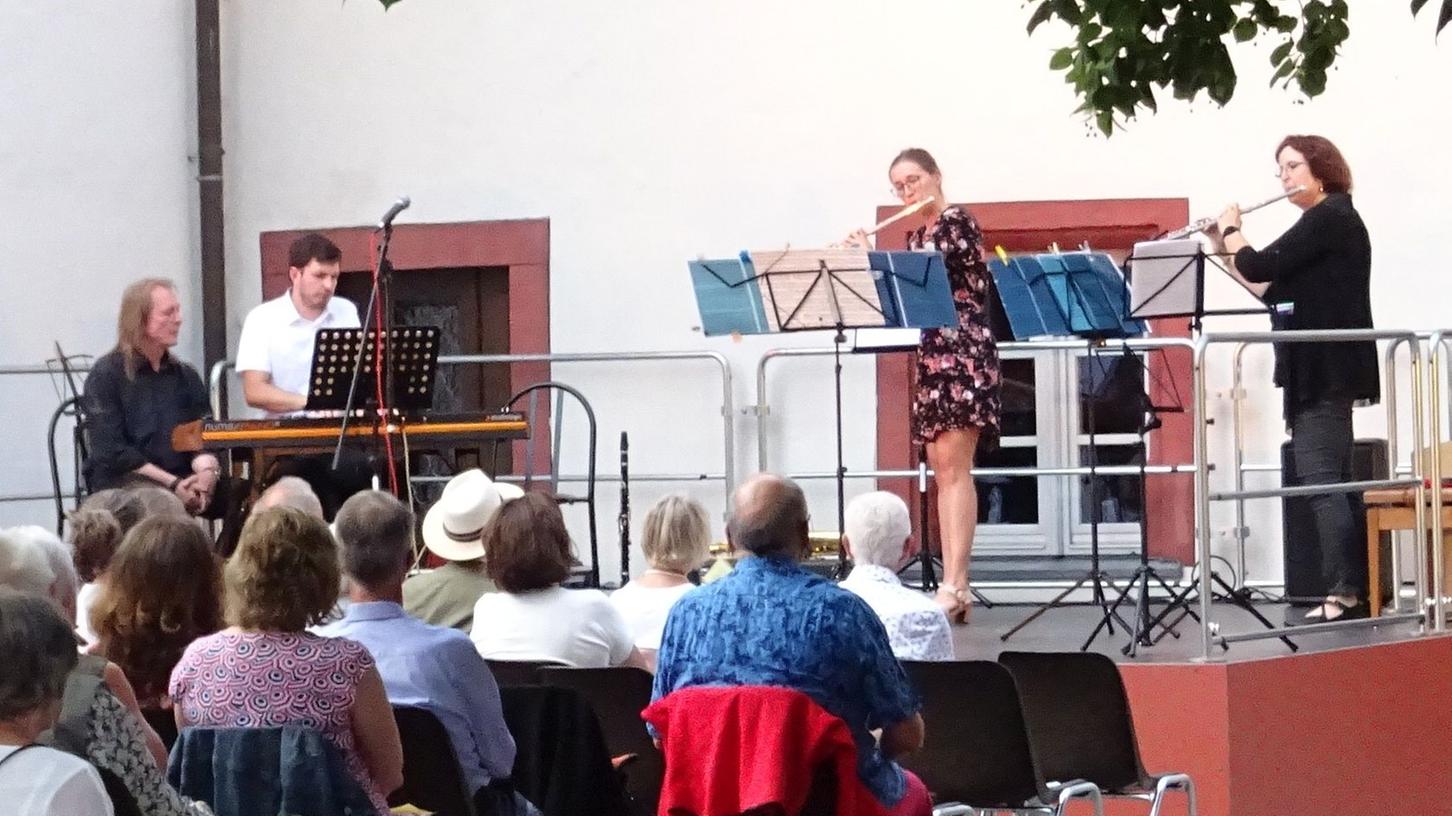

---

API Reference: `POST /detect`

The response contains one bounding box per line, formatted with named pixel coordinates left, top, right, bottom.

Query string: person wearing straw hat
left=403, top=470, right=523, bottom=632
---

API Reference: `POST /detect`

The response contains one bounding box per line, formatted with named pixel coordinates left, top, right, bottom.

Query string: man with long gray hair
left=840, top=491, right=953, bottom=661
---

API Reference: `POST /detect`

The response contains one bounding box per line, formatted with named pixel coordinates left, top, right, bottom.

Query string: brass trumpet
left=1164, top=186, right=1305, bottom=240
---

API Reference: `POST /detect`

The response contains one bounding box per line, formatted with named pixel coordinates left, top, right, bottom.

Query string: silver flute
left=1163, top=186, right=1305, bottom=240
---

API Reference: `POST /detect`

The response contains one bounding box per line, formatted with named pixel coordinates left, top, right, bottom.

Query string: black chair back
left=536, top=666, right=660, bottom=816
left=48, top=395, right=89, bottom=537
left=499, top=684, right=630, bottom=816
left=391, top=706, right=479, bottom=816
left=897, top=660, right=1042, bottom=809
left=998, top=650, right=1146, bottom=793
left=486, top=659, right=571, bottom=687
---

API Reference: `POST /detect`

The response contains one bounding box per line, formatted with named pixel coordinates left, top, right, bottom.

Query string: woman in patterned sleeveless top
left=847, top=148, right=1001, bottom=623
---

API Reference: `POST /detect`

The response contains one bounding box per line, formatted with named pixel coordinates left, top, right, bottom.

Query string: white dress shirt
left=0, top=744, right=114, bottom=816
left=840, top=563, right=955, bottom=661
left=471, top=585, right=635, bottom=668
left=235, top=291, right=360, bottom=417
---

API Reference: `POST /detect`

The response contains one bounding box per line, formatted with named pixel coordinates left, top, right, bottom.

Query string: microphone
left=377, top=196, right=411, bottom=229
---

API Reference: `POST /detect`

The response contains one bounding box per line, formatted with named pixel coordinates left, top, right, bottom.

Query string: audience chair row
left=901, top=651, right=1196, bottom=816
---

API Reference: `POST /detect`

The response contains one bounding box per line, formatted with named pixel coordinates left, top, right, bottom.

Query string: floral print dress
left=908, top=206, right=1002, bottom=446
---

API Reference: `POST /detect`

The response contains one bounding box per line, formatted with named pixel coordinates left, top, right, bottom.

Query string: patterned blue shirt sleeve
left=840, top=593, right=920, bottom=731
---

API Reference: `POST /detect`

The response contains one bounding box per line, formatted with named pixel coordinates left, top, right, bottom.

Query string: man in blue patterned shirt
left=652, top=474, right=932, bottom=815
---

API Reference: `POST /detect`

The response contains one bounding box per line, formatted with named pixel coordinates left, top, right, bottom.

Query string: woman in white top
left=0, top=592, right=114, bottom=816
left=609, top=494, right=710, bottom=658
left=471, top=493, right=648, bottom=670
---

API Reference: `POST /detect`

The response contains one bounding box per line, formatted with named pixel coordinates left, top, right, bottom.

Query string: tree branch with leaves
left=1027, top=0, right=1450, bottom=135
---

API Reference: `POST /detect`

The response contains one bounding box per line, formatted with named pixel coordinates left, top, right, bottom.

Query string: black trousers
left=1288, top=398, right=1365, bottom=598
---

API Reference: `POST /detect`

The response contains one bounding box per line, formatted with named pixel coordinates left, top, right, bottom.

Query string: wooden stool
left=1364, top=486, right=1452, bottom=617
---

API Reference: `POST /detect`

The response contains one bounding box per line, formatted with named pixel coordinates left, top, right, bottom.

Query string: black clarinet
left=618, top=431, right=631, bottom=586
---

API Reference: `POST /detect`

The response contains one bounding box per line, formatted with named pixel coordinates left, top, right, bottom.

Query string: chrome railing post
left=1193, top=335, right=1215, bottom=661
left=1230, top=342, right=1251, bottom=586
left=1427, top=334, right=1447, bottom=630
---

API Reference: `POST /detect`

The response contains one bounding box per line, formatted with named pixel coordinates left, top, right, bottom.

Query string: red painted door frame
left=873, top=199, right=1195, bottom=562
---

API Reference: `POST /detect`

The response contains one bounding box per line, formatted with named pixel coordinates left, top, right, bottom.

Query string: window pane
left=1079, top=356, right=1145, bottom=435
left=999, top=358, right=1037, bottom=437
left=1076, top=444, right=1144, bottom=524
left=975, top=446, right=1038, bottom=524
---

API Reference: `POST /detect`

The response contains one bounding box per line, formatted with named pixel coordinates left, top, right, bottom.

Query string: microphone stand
left=332, top=222, right=398, bottom=473
left=618, top=431, right=631, bottom=586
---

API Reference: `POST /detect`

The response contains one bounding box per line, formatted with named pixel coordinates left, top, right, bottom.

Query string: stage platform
left=950, top=602, right=1449, bottom=816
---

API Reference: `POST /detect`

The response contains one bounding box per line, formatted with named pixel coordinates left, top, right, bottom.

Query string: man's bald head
left=727, top=473, right=809, bottom=559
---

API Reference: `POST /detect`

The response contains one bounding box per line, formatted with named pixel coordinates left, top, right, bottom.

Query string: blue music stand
left=988, top=250, right=1145, bottom=340
left=689, top=248, right=957, bottom=575
left=689, top=250, right=957, bottom=336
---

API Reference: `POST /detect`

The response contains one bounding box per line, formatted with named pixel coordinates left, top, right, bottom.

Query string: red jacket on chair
left=641, top=685, right=890, bottom=816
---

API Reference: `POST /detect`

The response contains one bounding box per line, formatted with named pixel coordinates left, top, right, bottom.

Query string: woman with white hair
left=0, top=591, right=112, bottom=814
left=839, top=492, right=954, bottom=661
left=0, top=526, right=210, bottom=815
left=609, top=494, right=711, bottom=659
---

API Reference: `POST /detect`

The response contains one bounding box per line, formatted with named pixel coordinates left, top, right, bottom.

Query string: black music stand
left=1121, top=240, right=1295, bottom=651
left=993, top=251, right=1145, bottom=649
left=690, top=248, right=956, bottom=575
left=307, top=326, right=442, bottom=413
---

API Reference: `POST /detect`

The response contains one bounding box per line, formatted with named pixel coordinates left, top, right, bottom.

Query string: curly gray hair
left=0, top=590, right=79, bottom=722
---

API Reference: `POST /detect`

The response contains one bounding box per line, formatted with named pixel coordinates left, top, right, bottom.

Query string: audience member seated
left=71, top=488, right=188, bottom=647
left=608, top=494, right=709, bottom=660
left=82, top=278, right=228, bottom=518
left=71, top=491, right=139, bottom=647
left=0, top=591, right=113, bottom=815
left=88, top=516, right=222, bottom=710
left=651, top=474, right=933, bottom=816
left=470, top=493, right=648, bottom=670
left=0, top=526, right=207, bottom=815
left=407, top=469, right=520, bottom=631
left=839, top=492, right=954, bottom=662
left=319, top=491, right=535, bottom=816
left=252, top=475, right=325, bottom=517
left=169, top=507, right=403, bottom=814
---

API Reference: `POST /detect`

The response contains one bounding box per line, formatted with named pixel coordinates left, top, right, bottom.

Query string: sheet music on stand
left=688, top=248, right=958, bottom=336
left=1127, top=238, right=1268, bottom=320
left=306, top=326, right=442, bottom=413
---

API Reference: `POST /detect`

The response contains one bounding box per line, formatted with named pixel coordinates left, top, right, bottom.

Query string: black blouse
left=82, top=348, right=211, bottom=490
left=1235, top=192, right=1379, bottom=416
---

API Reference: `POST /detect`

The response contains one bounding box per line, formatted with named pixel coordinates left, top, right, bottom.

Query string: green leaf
left=1412, top=0, right=1430, bottom=14
left=1232, top=19, right=1258, bottom=42
left=1270, top=40, right=1293, bottom=64
left=379, top=0, right=404, bottom=7
left=1269, top=60, right=1296, bottom=86
left=1027, top=1, right=1056, bottom=34
left=1095, top=110, right=1115, bottom=135
left=1439, top=0, right=1452, bottom=35
left=1049, top=48, right=1075, bottom=70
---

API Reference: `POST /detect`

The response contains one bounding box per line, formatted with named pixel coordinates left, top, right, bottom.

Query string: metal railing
left=0, top=363, right=91, bottom=507
left=1194, top=329, right=1431, bottom=659
left=209, top=349, right=738, bottom=507
left=755, top=335, right=1200, bottom=478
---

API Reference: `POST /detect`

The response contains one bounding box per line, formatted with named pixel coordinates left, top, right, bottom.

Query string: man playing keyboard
left=235, top=232, right=371, bottom=517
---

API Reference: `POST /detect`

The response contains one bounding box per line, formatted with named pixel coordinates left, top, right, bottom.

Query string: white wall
left=0, top=1, right=198, bottom=527
left=4, top=0, right=1448, bottom=585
